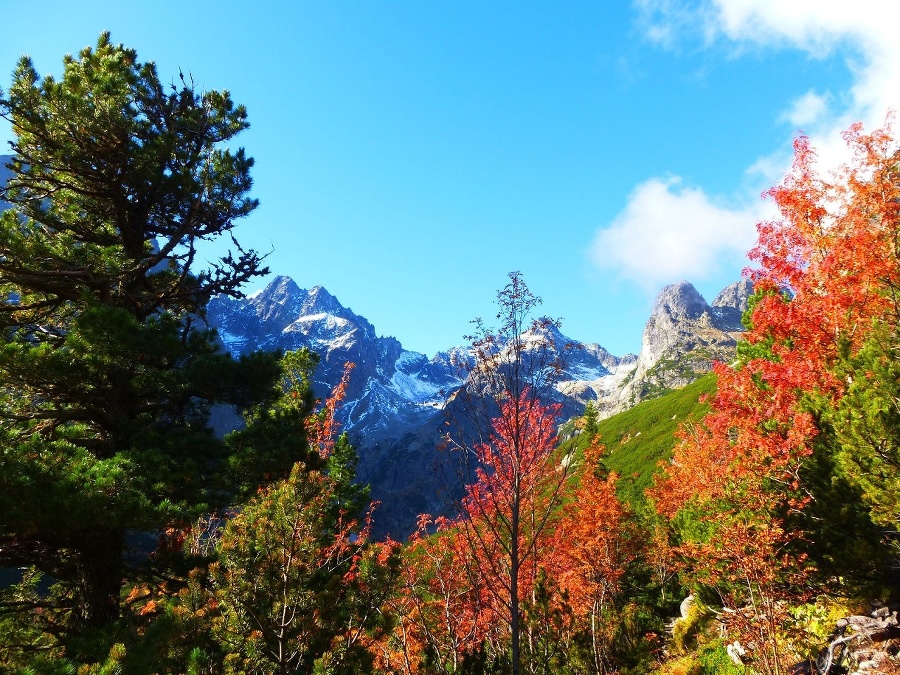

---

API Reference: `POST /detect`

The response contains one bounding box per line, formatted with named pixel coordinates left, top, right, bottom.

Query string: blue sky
left=1, top=1, right=894, bottom=356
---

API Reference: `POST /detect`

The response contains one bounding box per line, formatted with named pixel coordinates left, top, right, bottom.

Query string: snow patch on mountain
left=207, top=276, right=466, bottom=445
left=217, top=329, right=250, bottom=353
left=391, top=366, right=444, bottom=404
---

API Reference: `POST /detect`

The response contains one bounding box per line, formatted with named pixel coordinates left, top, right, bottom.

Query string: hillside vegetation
left=561, top=373, right=716, bottom=508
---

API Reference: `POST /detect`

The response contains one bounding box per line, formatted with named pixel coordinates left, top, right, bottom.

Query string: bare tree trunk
left=511, top=495, right=521, bottom=675
left=74, top=529, right=124, bottom=628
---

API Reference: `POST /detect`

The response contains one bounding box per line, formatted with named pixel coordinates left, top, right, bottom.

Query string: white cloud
left=703, top=0, right=900, bottom=170
left=779, top=90, right=830, bottom=128
left=634, top=0, right=900, bottom=143
left=679, top=1, right=896, bottom=138
left=593, top=1, right=900, bottom=290
left=590, top=177, right=764, bottom=291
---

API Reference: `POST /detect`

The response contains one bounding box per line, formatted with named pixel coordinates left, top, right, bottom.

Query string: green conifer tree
left=210, top=352, right=396, bottom=675
left=582, top=400, right=599, bottom=439
left=819, top=325, right=900, bottom=533
left=0, top=33, right=283, bottom=635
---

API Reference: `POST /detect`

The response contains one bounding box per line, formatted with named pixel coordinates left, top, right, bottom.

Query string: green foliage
left=210, top=462, right=398, bottom=675
left=0, top=31, right=279, bottom=649
left=326, top=432, right=371, bottom=522
left=0, top=568, right=62, bottom=669
left=581, top=400, right=599, bottom=438
left=695, top=642, right=745, bottom=675
left=520, top=572, right=574, bottom=675
left=211, top=465, right=338, bottom=674
left=224, top=348, right=319, bottom=496
left=206, top=350, right=394, bottom=675
left=671, top=598, right=711, bottom=655
left=789, top=418, right=888, bottom=588
left=816, top=324, right=900, bottom=531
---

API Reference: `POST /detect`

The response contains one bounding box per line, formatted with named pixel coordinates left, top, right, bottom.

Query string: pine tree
left=0, top=34, right=280, bottom=634
left=581, top=401, right=599, bottom=439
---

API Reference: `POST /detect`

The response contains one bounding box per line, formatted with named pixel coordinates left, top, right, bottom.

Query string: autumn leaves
left=651, top=122, right=900, bottom=672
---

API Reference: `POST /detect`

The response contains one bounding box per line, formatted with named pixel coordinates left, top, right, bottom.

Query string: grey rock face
left=713, top=279, right=754, bottom=314
left=614, top=280, right=750, bottom=411
left=711, top=279, right=754, bottom=331
left=651, top=281, right=710, bottom=323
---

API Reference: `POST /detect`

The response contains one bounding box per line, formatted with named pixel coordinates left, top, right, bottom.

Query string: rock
left=727, top=640, right=747, bottom=666
left=712, top=279, right=754, bottom=331
left=613, top=280, right=749, bottom=411
left=713, top=279, right=754, bottom=314
left=815, top=603, right=900, bottom=675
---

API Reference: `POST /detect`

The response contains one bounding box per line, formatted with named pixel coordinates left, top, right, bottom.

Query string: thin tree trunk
left=511, top=496, right=520, bottom=675
left=74, top=529, right=124, bottom=628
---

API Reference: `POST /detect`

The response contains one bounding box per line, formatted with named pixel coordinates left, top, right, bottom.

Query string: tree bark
left=73, top=529, right=125, bottom=628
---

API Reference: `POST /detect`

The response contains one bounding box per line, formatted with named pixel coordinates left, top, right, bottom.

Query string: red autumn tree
left=553, top=443, right=641, bottom=674
left=444, top=272, right=574, bottom=674
left=375, top=515, right=490, bottom=674
left=457, top=390, right=568, bottom=673
left=651, top=120, right=900, bottom=673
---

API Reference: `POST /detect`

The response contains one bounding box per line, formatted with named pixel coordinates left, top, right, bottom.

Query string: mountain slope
left=206, top=275, right=752, bottom=538
left=208, top=276, right=463, bottom=442
left=206, top=276, right=638, bottom=537
left=599, top=372, right=716, bottom=506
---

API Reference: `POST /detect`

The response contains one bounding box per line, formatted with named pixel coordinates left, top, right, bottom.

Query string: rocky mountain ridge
left=206, top=275, right=752, bottom=536
left=208, top=276, right=465, bottom=442
left=613, top=279, right=752, bottom=412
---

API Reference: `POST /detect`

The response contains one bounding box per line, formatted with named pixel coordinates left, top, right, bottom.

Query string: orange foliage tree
left=456, top=390, right=570, bottom=674
left=374, top=515, right=490, bottom=674
left=553, top=443, right=641, bottom=674
left=439, top=272, right=575, bottom=674
left=651, top=120, right=900, bottom=673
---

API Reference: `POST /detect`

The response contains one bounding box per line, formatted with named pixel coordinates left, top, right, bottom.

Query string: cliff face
left=613, top=280, right=753, bottom=411
left=207, top=276, right=464, bottom=444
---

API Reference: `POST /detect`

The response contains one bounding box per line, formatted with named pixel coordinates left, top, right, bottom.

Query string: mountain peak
left=303, top=285, right=345, bottom=316
left=651, top=281, right=709, bottom=321
left=254, top=275, right=302, bottom=304
left=712, top=279, right=754, bottom=313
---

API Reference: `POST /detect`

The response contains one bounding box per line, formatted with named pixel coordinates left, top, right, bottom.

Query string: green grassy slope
left=563, top=373, right=717, bottom=508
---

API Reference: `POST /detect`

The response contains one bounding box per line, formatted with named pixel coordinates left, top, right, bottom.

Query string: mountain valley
left=0, top=152, right=752, bottom=536
left=207, top=274, right=752, bottom=536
